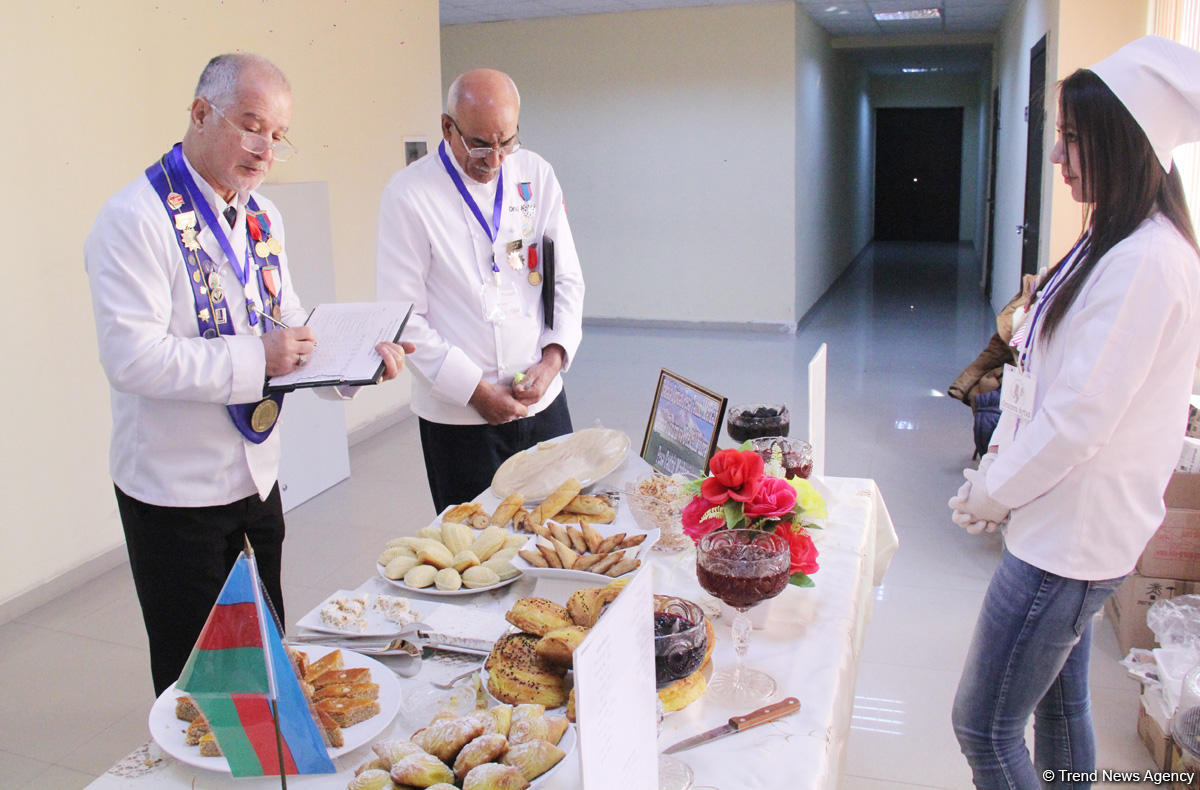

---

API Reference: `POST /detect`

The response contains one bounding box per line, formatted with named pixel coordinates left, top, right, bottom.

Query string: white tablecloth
left=88, top=461, right=897, bottom=790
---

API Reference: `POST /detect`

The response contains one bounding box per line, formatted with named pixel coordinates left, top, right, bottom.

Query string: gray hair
left=445, top=70, right=520, bottom=116
left=195, top=53, right=289, bottom=108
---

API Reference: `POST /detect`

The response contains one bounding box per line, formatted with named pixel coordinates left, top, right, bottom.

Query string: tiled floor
left=0, top=242, right=1150, bottom=788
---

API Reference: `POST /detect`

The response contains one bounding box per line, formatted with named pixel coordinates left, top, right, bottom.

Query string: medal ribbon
left=438, top=140, right=504, bottom=253
left=1019, top=233, right=1091, bottom=373
left=166, top=145, right=259, bottom=327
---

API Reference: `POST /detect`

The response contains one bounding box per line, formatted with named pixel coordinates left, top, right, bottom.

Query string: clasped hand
left=947, top=453, right=1010, bottom=535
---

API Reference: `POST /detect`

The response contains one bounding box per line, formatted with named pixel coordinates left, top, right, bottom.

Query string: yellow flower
left=788, top=478, right=827, bottom=520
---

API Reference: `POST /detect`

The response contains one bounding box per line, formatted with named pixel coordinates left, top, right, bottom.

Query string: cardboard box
left=1140, top=689, right=1173, bottom=771
left=1106, top=573, right=1198, bottom=655
left=1138, top=472, right=1200, bottom=582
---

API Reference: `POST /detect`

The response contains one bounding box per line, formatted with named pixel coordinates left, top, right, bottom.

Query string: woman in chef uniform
left=949, top=36, right=1200, bottom=788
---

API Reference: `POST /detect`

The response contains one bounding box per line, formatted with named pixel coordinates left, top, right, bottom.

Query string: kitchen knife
left=662, top=697, right=801, bottom=755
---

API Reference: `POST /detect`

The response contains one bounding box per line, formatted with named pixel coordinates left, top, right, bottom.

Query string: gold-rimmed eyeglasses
left=209, top=102, right=298, bottom=162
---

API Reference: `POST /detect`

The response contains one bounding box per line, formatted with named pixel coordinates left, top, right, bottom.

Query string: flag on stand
left=176, top=550, right=334, bottom=777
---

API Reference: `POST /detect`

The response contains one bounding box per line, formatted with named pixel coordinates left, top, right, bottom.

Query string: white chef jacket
left=376, top=145, right=585, bottom=424
left=85, top=152, right=307, bottom=507
left=987, top=214, right=1200, bottom=580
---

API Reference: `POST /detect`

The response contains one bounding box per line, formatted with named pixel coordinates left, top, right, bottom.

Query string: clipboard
left=264, top=302, right=413, bottom=393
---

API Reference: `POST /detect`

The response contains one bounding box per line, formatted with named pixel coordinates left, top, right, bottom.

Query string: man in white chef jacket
left=377, top=68, right=585, bottom=512
left=85, top=53, right=410, bottom=695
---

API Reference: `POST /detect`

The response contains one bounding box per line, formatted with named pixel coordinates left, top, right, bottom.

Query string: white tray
left=295, top=589, right=438, bottom=637
left=511, top=522, right=659, bottom=583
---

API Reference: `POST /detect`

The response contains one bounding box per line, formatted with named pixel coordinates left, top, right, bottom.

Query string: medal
left=180, top=227, right=200, bottom=251
left=174, top=211, right=196, bottom=231
left=272, top=304, right=282, bottom=321
left=207, top=271, right=221, bottom=291
left=214, top=307, right=228, bottom=324
left=198, top=308, right=210, bottom=322
left=203, top=327, right=219, bottom=339
left=508, top=251, right=523, bottom=270
left=250, top=398, right=280, bottom=433
left=528, top=271, right=542, bottom=286
left=268, top=237, right=282, bottom=256
left=192, top=270, right=201, bottom=283
left=210, top=287, right=224, bottom=303
left=255, top=241, right=271, bottom=258
left=166, top=192, right=184, bottom=210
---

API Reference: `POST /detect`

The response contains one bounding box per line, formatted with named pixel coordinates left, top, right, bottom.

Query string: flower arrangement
left=681, top=448, right=826, bottom=586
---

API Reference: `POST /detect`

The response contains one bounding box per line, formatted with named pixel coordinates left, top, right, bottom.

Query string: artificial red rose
left=744, top=475, right=797, bottom=521
left=777, top=522, right=819, bottom=576
left=700, top=449, right=764, bottom=504
left=681, top=496, right=725, bottom=542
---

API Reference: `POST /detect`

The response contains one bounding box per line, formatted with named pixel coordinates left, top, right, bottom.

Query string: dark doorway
left=1020, top=35, right=1048, bottom=276
left=985, top=88, right=1000, bottom=301
left=874, top=107, right=963, bottom=242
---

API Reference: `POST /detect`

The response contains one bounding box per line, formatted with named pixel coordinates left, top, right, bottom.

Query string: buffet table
left=88, top=456, right=897, bottom=790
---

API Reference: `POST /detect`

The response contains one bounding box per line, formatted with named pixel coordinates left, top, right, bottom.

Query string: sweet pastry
left=353, top=756, right=389, bottom=775
left=312, top=681, right=379, bottom=702
left=441, top=521, right=474, bottom=555
left=304, top=648, right=344, bottom=680
left=462, top=762, right=531, bottom=790
left=535, top=625, right=588, bottom=667
left=309, top=667, right=371, bottom=688
left=174, top=695, right=200, bottom=722
left=505, top=598, right=572, bottom=636
left=452, top=550, right=482, bottom=573
left=506, top=717, right=550, bottom=746
left=501, top=738, right=566, bottom=781
left=389, top=751, right=455, bottom=787
left=453, top=733, right=510, bottom=780
left=463, top=565, right=502, bottom=588
left=528, top=477, right=583, bottom=525
left=491, top=493, right=525, bottom=526
left=404, top=564, right=438, bottom=588
left=317, top=696, right=381, bottom=728
left=347, top=769, right=393, bottom=790
left=657, top=662, right=708, bottom=712
left=443, top=503, right=486, bottom=523
left=373, top=738, right=426, bottom=768
left=197, top=731, right=222, bottom=757
left=435, top=567, right=463, bottom=591
left=510, top=703, right=546, bottom=726
left=487, top=703, right=514, bottom=738
left=485, top=635, right=569, bottom=707
left=421, top=715, right=487, bottom=763
left=471, top=526, right=508, bottom=561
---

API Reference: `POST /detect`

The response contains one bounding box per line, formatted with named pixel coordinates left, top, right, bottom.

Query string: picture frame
left=640, top=369, right=727, bottom=478
left=403, top=137, right=429, bottom=166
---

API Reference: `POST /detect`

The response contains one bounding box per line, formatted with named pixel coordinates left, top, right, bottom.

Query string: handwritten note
left=573, top=566, right=657, bottom=790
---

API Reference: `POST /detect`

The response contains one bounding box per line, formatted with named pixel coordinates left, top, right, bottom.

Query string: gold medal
left=272, top=304, right=282, bottom=321
left=255, top=241, right=271, bottom=258
left=528, top=271, right=542, bottom=286
left=268, top=237, right=282, bottom=256
left=198, top=308, right=211, bottom=322
left=192, top=270, right=201, bottom=283
left=250, top=398, right=280, bottom=433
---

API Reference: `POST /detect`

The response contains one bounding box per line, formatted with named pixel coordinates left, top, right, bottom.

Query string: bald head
left=442, top=69, right=521, bottom=183
left=446, top=69, right=520, bottom=117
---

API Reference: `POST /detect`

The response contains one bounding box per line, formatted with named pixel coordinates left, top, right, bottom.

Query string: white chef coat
left=987, top=214, right=1200, bottom=580
left=376, top=145, right=585, bottom=425
left=85, top=152, right=307, bottom=507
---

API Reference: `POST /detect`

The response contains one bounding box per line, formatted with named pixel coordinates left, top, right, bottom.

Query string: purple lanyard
left=438, top=141, right=504, bottom=270
left=167, top=146, right=259, bottom=326
left=1020, top=234, right=1091, bottom=372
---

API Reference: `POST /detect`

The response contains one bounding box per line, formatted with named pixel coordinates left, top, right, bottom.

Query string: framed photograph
left=403, top=137, right=429, bottom=166
left=640, top=369, right=727, bottom=478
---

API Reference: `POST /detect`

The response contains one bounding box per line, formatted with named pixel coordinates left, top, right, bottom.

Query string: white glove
left=948, top=454, right=1006, bottom=534
left=960, top=467, right=1010, bottom=524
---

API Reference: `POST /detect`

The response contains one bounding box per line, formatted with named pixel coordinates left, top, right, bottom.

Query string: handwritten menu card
left=573, top=566, right=657, bottom=789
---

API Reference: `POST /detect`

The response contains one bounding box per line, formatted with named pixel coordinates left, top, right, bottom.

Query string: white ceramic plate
left=149, top=646, right=400, bottom=772
left=511, top=522, right=659, bottom=583
left=375, top=563, right=523, bottom=596
left=490, top=428, right=631, bottom=499
left=294, top=589, right=438, bottom=637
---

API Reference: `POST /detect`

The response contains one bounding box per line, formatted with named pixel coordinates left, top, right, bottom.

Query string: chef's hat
left=1090, top=35, right=1200, bottom=172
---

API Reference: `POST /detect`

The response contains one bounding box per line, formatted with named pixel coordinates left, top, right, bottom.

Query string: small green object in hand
left=513, top=372, right=526, bottom=385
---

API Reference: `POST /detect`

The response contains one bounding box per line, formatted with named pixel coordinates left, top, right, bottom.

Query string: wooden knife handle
left=729, top=697, right=802, bottom=731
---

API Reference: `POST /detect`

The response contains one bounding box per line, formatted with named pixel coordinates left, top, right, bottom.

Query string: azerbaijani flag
left=176, top=552, right=335, bottom=776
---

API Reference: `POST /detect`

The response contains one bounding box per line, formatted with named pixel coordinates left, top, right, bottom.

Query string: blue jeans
left=952, top=549, right=1125, bottom=789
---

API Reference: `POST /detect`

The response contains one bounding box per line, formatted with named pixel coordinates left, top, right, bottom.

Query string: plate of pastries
left=490, top=428, right=630, bottom=500
left=376, top=503, right=528, bottom=596
left=150, top=646, right=400, bottom=771
left=349, top=702, right=574, bottom=789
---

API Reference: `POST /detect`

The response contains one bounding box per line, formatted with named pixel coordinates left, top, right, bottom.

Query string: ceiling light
left=874, top=8, right=941, bottom=22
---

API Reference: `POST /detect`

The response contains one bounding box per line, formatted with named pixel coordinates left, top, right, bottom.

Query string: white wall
left=795, top=11, right=872, bottom=322
left=0, top=0, right=441, bottom=613
left=869, top=73, right=985, bottom=250
left=442, top=2, right=866, bottom=330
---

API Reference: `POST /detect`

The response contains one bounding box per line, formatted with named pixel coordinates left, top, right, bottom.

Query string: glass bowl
left=726, top=404, right=790, bottom=443
left=653, top=595, right=708, bottom=688
left=748, top=436, right=813, bottom=479
left=624, top=473, right=692, bottom=552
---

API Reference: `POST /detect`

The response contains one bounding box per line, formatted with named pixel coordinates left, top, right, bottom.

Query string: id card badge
left=480, top=279, right=521, bottom=324
left=1000, top=363, right=1035, bottom=422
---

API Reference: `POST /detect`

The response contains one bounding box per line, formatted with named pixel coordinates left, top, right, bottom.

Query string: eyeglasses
left=450, top=118, right=521, bottom=159
left=209, top=102, right=298, bottom=162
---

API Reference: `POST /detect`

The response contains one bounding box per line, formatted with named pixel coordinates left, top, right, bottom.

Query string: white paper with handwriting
left=573, top=566, right=657, bottom=790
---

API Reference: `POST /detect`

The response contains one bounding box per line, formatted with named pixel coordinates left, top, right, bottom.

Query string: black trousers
left=115, top=483, right=286, bottom=696
left=419, top=389, right=573, bottom=514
